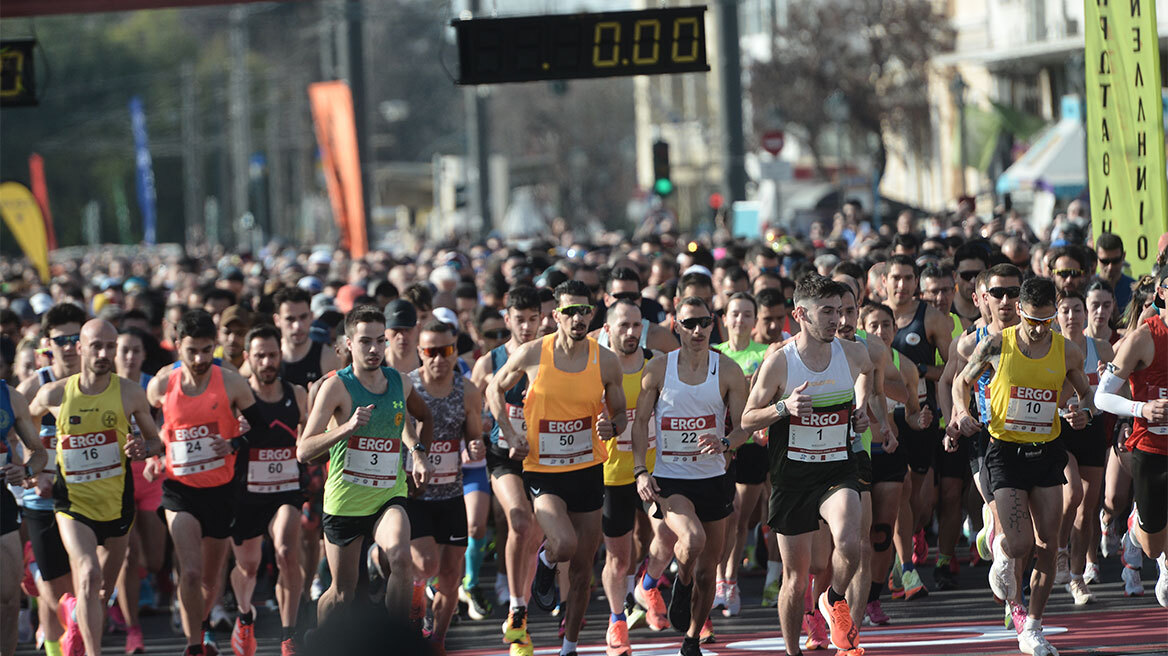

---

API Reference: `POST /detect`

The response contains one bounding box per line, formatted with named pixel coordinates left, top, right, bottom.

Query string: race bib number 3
left=787, top=407, right=850, bottom=462
left=615, top=409, right=656, bottom=452
left=426, top=439, right=461, bottom=485
left=60, top=430, right=123, bottom=483
left=659, top=415, right=715, bottom=463
left=1004, top=386, right=1057, bottom=434
left=247, top=447, right=299, bottom=494
left=537, top=417, right=593, bottom=467
left=168, top=423, right=226, bottom=476
left=343, top=435, right=400, bottom=488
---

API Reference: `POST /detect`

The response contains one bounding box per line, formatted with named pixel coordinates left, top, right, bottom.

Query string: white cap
left=308, top=250, right=332, bottom=265
left=29, top=292, right=53, bottom=316
left=432, top=307, right=460, bottom=331
left=682, top=264, right=713, bottom=278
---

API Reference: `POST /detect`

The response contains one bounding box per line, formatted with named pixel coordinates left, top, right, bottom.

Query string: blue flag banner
left=129, top=95, right=158, bottom=245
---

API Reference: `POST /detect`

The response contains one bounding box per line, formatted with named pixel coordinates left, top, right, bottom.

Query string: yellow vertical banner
left=1084, top=0, right=1168, bottom=275
left=0, top=181, right=49, bottom=282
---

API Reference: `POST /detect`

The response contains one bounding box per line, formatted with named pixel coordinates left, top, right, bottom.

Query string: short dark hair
left=985, top=263, right=1023, bottom=283
left=204, top=288, right=237, bottom=305
left=884, top=254, right=919, bottom=278
left=373, top=281, right=399, bottom=301
left=954, top=241, right=991, bottom=269
left=42, top=303, right=87, bottom=333
left=891, top=233, right=920, bottom=251
left=607, top=267, right=642, bottom=291
left=420, top=319, right=455, bottom=336
left=506, top=286, right=542, bottom=312
left=117, top=326, right=152, bottom=348
left=1085, top=278, right=1115, bottom=298
left=793, top=273, right=846, bottom=306
left=553, top=280, right=592, bottom=305
left=0, top=309, right=19, bottom=326
left=755, top=287, right=786, bottom=309
left=177, top=310, right=217, bottom=341
left=245, top=324, right=282, bottom=349
left=676, top=296, right=711, bottom=314
left=473, top=306, right=504, bottom=332
left=920, top=265, right=953, bottom=284
left=859, top=302, right=895, bottom=323
left=344, top=305, right=387, bottom=336
left=454, top=282, right=478, bottom=301
left=1096, top=233, right=1124, bottom=253
left=1046, top=245, right=1090, bottom=271
left=679, top=272, right=713, bottom=297
left=1056, top=288, right=1086, bottom=308
left=1019, top=277, right=1056, bottom=309
left=404, top=283, right=434, bottom=312
left=273, top=287, right=312, bottom=308
left=536, top=286, right=555, bottom=305
left=726, top=291, right=757, bottom=313
left=724, top=266, right=750, bottom=285
left=831, top=260, right=864, bottom=281
left=606, top=298, right=642, bottom=319
left=120, top=308, right=151, bottom=326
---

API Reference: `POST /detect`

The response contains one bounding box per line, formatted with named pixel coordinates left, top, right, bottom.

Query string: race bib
left=615, top=408, right=656, bottom=452
left=41, top=434, right=57, bottom=473
left=537, top=417, right=593, bottom=467
left=1146, top=387, right=1168, bottom=435
left=658, top=414, right=715, bottom=464
left=498, top=403, right=525, bottom=450
left=342, top=434, right=400, bottom=488
left=247, top=447, right=299, bottom=493
left=787, top=405, right=850, bottom=462
left=426, top=439, right=462, bottom=485
left=1004, top=386, right=1057, bottom=434
left=59, top=430, right=123, bottom=483
left=168, top=423, right=226, bottom=476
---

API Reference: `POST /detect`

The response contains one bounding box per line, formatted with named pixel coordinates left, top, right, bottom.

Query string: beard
left=259, top=367, right=279, bottom=384
left=91, top=359, right=112, bottom=375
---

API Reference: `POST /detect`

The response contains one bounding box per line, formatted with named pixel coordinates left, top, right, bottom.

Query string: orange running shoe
left=634, top=580, right=669, bottom=632
left=699, top=616, right=715, bottom=644
left=280, top=638, right=298, bottom=656
left=605, top=618, right=631, bottom=656
left=803, top=610, right=829, bottom=650
left=817, top=591, right=859, bottom=651
left=231, top=616, right=256, bottom=656
left=410, top=581, right=426, bottom=620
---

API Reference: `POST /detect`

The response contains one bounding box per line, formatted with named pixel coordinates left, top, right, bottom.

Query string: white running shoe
left=1053, top=549, right=1070, bottom=585
left=1156, top=553, right=1168, bottom=608
left=723, top=582, right=741, bottom=617
left=494, top=573, right=510, bottom=607
left=1122, top=565, right=1145, bottom=597
left=1083, top=562, right=1100, bottom=585
left=989, top=534, right=1016, bottom=601
left=1121, top=529, right=1144, bottom=570
left=1019, top=626, right=1060, bottom=656
left=209, top=603, right=231, bottom=631
left=1100, top=513, right=1120, bottom=559
left=711, top=580, right=727, bottom=610
left=1066, top=579, right=1095, bottom=606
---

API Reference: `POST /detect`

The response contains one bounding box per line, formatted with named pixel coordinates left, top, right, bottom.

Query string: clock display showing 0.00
left=453, top=6, right=709, bottom=85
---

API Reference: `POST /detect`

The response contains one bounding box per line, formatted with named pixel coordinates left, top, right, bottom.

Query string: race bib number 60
left=169, top=423, right=225, bottom=476
left=1004, top=386, right=1056, bottom=434
left=343, top=435, right=400, bottom=488
left=659, top=415, right=714, bottom=463
left=247, top=447, right=299, bottom=493
left=60, top=430, right=123, bottom=483
left=537, top=417, right=593, bottom=467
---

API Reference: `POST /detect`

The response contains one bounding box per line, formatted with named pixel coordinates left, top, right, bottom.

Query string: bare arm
left=401, top=374, right=431, bottom=487
left=1062, top=340, right=1095, bottom=415
left=319, top=344, right=342, bottom=376
left=718, top=356, right=750, bottom=450
left=952, top=333, right=1000, bottom=433
left=924, top=307, right=954, bottom=382
left=470, top=352, right=493, bottom=395
left=297, top=377, right=356, bottom=463
left=146, top=369, right=170, bottom=409
left=485, top=342, right=537, bottom=454
left=6, top=386, right=46, bottom=479
left=599, top=348, right=628, bottom=437
left=123, top=381, right=164, bottom=460
left=937, top=334, right=966, bottom=425
left=1095, top=326, right=1162, bottom=419
left=633, top=358, right=663, bottom=502
left=293, top=385, right=309, bottom=437
left=741, top=351, right=790, bottom=434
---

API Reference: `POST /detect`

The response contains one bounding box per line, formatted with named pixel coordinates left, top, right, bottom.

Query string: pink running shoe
left=57, top=593, right=85, bottom=656
left=864, top=600, right=890, bottom=625
left=804, top=610, right=830, bottom=650
left=912, top=529, right=928, bottom=567
left=125, top=625, right=146, bottom=654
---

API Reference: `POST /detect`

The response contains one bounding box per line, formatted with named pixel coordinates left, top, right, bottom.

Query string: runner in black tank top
left=280, top=340, right=324, bottom=388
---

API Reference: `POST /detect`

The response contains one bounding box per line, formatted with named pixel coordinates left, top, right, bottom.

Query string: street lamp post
left=824, top=90, right=850, bottom=210
left=951, top=71, right=968, bottom=198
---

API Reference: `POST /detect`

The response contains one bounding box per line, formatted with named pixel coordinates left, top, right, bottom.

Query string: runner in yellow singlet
left=30, top=319, right=162, bottom=656
left=487, top=280, right=627, bottom=656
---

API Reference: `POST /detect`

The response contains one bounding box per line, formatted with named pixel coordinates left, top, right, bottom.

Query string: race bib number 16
left=60, top=430, right=123, bottom=483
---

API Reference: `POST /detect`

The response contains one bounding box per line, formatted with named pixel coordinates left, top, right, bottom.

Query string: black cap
left=384, top=299, right=417, bottom=330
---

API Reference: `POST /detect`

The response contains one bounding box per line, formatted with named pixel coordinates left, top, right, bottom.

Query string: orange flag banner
left=28, top=153, right=57, bottom=251
left=308, top=81, right=368, bottom=258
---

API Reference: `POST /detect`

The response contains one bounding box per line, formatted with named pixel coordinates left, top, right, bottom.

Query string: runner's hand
left=1117, top=421, right=1132, bottom=452
left=1140, top=399, right=1168, bottom=423
left=880, top=421, right=898, bottom=453
left=1064, top=400, right=1087, bottom=430
left=412, top=449, right=431, bottom=488
left=143, top=456, right=165, bottom=481
left=596, top=409, right=615, bottom=439
left=786, top=381, right=813, bottom=417
left=917, top=404, right=934, bottom=430
left=852, top=405, right=870, bottom=434
left=34, top=471, right=53, bottom=498
left=124, top=434, right=148, bottom=461
left=348, top=404, right=375, bottom=432
left=211, top=437, right=231, bottom=457
left=635, top=471, right=659, bottom=502
left=237, top=414, right=251, bottom=435
left=2, top=463, right=24, bottom=485
left=508, top=435, right=529, bottom=461
left=467, top=437, right=486, bottom=461
left=954, top=410, right=981, bottom=437
left=943, top=432, right=960, bottom=453
left=697, top=433, right=723, bottom=454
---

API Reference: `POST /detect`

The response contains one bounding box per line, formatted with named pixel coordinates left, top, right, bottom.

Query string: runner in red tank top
left=1094, top=264, right=1168, bottom=608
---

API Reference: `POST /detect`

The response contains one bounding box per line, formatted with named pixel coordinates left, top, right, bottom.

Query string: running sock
left=539, top=550, right=555, bottom=569
left=44, top=641, right=63, bottom=656
left=201, top=618, right=213, bottom=634
left=465, top=536, right=486, bottom=589
left=642, top=571, right=659, bottom=590
left=827, top=587, right=845, bottom=604
left=560, top=638, right=577, bottom=655
left=936, top=553, right=952, bottom=568
left=901, top=561, right=915, bottom=573
left=1024, top=617, right=1042, bottom=632
left=626, top=575, right=636, bottom=597
left=282, top=626, right=296, bottom=642
left=868, top=581, right=883, bottom=603
left=187, top=646, right=205, bottom=655
left=509, top=596, right=525, bottom=610
left=238, top=609, right=254, bottom=625
left=765, top=560, right=781, bottom=585
left=610, top=612, right=626, bottom=624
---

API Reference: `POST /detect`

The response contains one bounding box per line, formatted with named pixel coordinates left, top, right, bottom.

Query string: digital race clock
left=453, top=6, right=709, bottom=85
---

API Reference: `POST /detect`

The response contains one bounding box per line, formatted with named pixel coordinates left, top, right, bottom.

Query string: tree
left=749, top=0, right=954, bottom=180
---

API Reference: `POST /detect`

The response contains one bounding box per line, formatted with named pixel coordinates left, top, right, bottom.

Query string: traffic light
left=652, top=140, right=673, bottom=196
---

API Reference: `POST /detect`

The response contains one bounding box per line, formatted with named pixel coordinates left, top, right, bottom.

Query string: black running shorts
left=985, top=438, right=1067, bottom=494
left=523, top=464, right=605, bottom=514
left=1130, top=447, right=1167, bottom=534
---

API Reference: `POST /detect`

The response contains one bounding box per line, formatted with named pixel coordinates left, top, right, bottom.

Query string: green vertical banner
left=112, top=180, right=132, bottom=245
left=1084, top=0, right=1167, bottom=275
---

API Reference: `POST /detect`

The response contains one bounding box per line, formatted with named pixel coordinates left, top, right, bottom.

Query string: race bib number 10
left=60, top=430, right=123, bottom=483
left=537, top=417, right=593, bottom=467
left=343, top=435, right=400, bottom=488
left=169, top=423, right=225, bottom=476
left=1004, top=386, right=1056, bottom=434
left=658, top=415, right=715, bottom=463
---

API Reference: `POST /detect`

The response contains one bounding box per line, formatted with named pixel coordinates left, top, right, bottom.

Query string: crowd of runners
left=0, top=206, right=1166, bottom=656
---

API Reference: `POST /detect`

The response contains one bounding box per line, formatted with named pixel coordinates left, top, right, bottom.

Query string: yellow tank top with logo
left=603, top=355, right=656, bottom=486
left=524, top=335, right=608, bottom=473
left=988, top=326, right=1064, bottom=444
left=54, top=375, right=133, bottom=523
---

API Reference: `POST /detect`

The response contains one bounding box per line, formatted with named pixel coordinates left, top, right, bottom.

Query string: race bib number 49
left=537, top=417, right=593, bottom=467
left=659, top=415, right=715, bottom=463
left=169, top=423, right=225, bottom=476
left=247, top=447, right=299, bottom=494
left=787, top=406, right=850, bottom=462
left=1004, top=386, right=1057, bottom=434
left=343, top=435, right=400, bottom=488
left=60, top=430, right=123, bottom=483
left=426, top=438, right=462, bottom=485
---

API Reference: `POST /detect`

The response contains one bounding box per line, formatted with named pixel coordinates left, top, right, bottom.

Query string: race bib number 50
left=60, top=429, right=123, bottom=483
left=1004, top=386, right=1057, bottom=434
left=537, top=417, right=593, bottom=467
left=787, top=406, right=849, bottom=462
left=169, top=423, right=225, bottom=476
left=659, top=415, right=714, bottom=463
left=343, top=435, right=400, bottom=488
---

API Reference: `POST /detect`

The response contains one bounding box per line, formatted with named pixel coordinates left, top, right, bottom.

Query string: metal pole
left=466, top=0, right=492, bottom=237
left=228, top=6, right=251, bottom=244
left=717, top=0, right=747, bottom=205
left=180, top=62, right=202, bottom=245
left=347, top=0, right=372, bottom=243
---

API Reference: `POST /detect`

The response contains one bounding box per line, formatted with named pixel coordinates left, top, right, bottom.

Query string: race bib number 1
left=1004, top=386, right=1057, bottom=434
left=59, top=430, right=123, bottom=483
left=169, top=423, right=225, bottom=476
left=658, top=415, right=715, bottom=464
left=343, top=435, right=400, bottom=488
left=537, top=417, right=593, bottom=467
left=787, top=406, right=850, bottom=462
left=247, top=447, right=299, bottom=493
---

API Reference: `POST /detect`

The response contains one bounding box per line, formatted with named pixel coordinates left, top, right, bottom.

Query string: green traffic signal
left=653, top=177, right=674, bottom=196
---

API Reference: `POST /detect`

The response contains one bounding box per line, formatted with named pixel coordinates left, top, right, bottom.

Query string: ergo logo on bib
left=1010, top=386, right=1055, bottom=402
left=661, top=415, right=715, bottom=432
left=174, top=422, right=218, bottom=440
left=63, top=430, right=116, bottom=448
left=255, top=447, right=293, bottom=461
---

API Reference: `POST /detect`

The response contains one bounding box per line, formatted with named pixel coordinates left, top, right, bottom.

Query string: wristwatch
left=410, top=443, right=427, bottom=455
left=774, top=400, right=789, bottom=419
left=719, top=437, right=731, bottom=452
left=917, top=363, right=928, bottom=377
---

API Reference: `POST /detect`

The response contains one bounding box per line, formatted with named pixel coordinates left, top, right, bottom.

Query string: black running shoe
left=531, top=549, right=560, bottom=612
left=934, top=563, right=958, bottom=591
left=679, top=635, right=702, bottom=656
left=668, top=575, right=693, bottom=633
